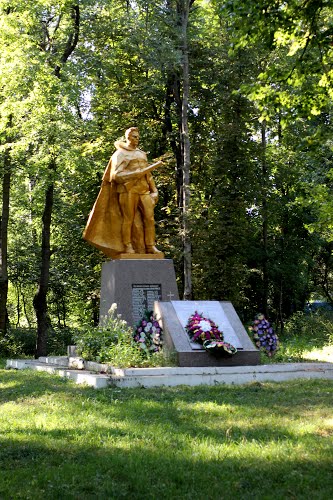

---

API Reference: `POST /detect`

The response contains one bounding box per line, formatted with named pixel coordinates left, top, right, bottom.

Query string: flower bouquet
left=186, top=311, right=237, bottom=357
left=203, top=339, right=237, bottom=358
left=185, top=311, right=223, bottom=344
left=133, top=310, right=163, bottom=354
left=249, top=313, right=279, bottom=357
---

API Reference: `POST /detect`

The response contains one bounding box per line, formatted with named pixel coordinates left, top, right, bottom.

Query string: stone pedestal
left=100, top=259, right=179, bottom=326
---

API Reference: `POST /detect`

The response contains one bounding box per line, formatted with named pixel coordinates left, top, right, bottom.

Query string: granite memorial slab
left=171, top=300, right=243, bottom=350
left=154, top=301, right=260, bottom=367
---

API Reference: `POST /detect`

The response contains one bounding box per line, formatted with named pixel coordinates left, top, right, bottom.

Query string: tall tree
left=0, top=123, right=11, bottom=333
left=179, top=0, right=195, bottom=300
left=34, top=3, right=80, bottom=357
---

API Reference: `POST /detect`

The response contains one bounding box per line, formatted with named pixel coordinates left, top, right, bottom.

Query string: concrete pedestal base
left=100, top=259, right=179, bottom=326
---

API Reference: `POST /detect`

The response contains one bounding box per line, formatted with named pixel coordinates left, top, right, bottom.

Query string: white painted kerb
left=6, top=358, right=333, bottom=389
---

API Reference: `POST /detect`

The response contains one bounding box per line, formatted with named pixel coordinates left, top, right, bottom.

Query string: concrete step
left=6, top=358, right=333, bottom=389
left=38, top=356, right=69, bottom=367
left=6, top=359, right=110, bottom=389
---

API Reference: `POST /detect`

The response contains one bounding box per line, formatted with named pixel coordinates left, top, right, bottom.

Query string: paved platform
left=6, top=357, right=333, bottom=389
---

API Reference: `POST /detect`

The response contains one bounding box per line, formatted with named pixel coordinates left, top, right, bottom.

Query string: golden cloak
left=83, top=158, right=124, bottom=258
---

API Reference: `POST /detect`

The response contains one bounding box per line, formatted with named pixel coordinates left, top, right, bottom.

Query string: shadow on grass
left=1, top=369, right=332, bottom=447
left=0, top=430, right=332, bottom=499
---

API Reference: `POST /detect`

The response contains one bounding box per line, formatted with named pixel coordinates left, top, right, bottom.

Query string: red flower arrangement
left=185, top=311, right=222, bottom=344
left=186, top=311, right=237, bottom=357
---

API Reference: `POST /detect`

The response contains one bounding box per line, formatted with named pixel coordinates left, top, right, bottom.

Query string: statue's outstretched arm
left=113, top=161, right=162, bottom=183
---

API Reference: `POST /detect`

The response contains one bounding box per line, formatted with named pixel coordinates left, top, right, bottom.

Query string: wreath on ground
left=133, top=310, right=163, bottom=354
left=249, top=314, right=279, bottom=357
left=203, top=339, right=238, bottom=357
left=185, top=311, right=237, bottom=357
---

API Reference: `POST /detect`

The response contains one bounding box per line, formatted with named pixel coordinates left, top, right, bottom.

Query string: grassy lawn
left=0, top=365, right=332, bottom=499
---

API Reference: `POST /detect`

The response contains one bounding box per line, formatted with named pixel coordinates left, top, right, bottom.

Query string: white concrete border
left=5, top=358, right=333, bottom=389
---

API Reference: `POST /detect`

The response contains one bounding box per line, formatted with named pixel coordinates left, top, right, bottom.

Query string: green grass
left=0, top=366, right=332, bottom=499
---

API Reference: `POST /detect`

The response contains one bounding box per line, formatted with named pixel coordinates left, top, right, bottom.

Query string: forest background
left=0, top=0, right=332, bottom=357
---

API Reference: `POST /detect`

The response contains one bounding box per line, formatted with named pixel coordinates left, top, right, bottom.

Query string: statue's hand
left=150, top=191, right=158, bottom=206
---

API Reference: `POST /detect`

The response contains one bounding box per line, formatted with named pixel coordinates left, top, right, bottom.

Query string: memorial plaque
left=132, top=284, right=162, bottom=324
left=171, top=300, right=243, bottom=349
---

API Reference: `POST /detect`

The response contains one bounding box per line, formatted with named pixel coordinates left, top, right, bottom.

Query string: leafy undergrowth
left=261, top=310, right=333, bottom=364
left=0, top=368, right=332, bottom=499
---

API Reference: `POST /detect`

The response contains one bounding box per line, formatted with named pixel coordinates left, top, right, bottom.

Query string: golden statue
left=83, top=127, right=164, bottom=259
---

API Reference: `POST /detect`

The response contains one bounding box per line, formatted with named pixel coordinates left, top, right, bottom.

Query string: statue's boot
left=146, top=245, right=162, bottom=254
left=124, top=243, right=135, bottom=254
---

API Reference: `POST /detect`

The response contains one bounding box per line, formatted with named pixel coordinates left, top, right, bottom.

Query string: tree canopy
left=0, top=0, right=332, bottom=350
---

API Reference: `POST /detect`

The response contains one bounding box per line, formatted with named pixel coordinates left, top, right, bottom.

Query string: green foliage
left=0, top=325, right=75, bottom=358
left=283, top=309, right=333, bottom=346
left=73, top=305, right=133, bottom=361
left=0, top=331, right=25, bottom=358
left=47, top=326, right=76, bottom=356
left=73, top=304, right=168, bottom=367
left=267, top=309, right=333, bottom=363
left=0, top=0, right=332, bottom=335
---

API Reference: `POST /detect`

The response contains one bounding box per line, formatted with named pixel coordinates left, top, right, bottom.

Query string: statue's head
left=125, top=127, right=139, bottom=139
left=125, top=127, right=139, bottom=149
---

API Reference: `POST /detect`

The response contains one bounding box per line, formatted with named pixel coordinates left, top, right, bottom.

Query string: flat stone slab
left=113, top=253, right=164, bottom=260
left=171, top=300, right=243, bottom=349
left=154, top=301, right=260, bottom=366
left=6, top=358, right=333, bottom=389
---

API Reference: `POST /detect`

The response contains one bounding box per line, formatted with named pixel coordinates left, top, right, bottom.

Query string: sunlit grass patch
left=303, top=345, right=333, bottom=362
left=0, top=368, right=332, bottom=498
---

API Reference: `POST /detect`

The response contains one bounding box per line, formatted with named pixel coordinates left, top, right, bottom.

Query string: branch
left=54, top=4, right=80, bottom=77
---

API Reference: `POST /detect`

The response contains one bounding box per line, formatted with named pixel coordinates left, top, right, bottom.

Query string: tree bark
left=180, top=0, right=193, bottom=300
left=34, top=177, right=54, bottom=357
left=0, top=146, right=11, bottom=334
left=261, top=123, right=268, bottom=316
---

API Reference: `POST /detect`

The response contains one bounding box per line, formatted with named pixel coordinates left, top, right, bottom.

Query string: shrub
left=5, top=328, right=36, bottom=356
left=283, top=309, right=333, bottom=346
left=0, top=326, right=76, bottom=358
left=47, top=326, right=76, bottom=355
left=73, top=304, right=167, bottom=367
left=0, top=331, right=25, bottom=358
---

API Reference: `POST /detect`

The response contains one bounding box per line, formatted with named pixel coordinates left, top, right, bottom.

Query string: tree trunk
left=161, top=72, right=183, bottom=205
left=0, top=144, right=11, bottom=334
left=261, top=123, right=268, bottom=316
left=180, top=0, right=193, bottom=300
left=34, top=178, right=54, bottom=357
